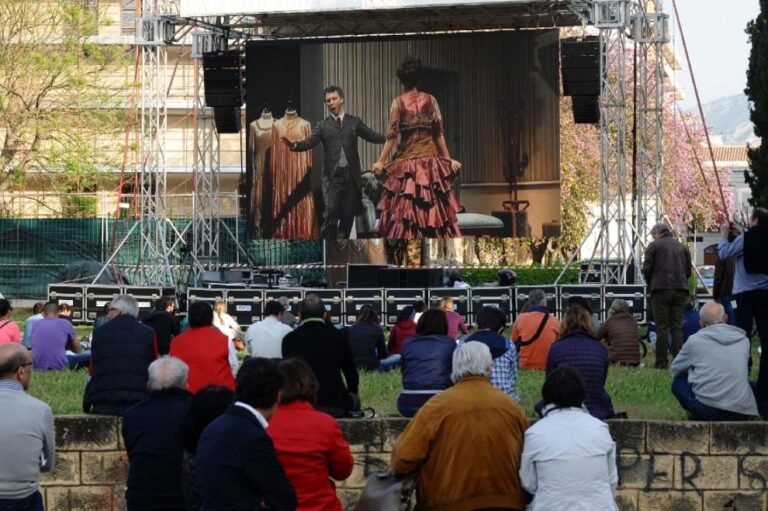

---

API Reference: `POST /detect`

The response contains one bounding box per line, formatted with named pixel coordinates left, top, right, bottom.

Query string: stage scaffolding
left=123, top=0, right=668, bottom=286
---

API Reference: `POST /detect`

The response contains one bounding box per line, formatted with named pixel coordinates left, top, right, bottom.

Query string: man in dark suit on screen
left=282, top=85, right=385, bottom=239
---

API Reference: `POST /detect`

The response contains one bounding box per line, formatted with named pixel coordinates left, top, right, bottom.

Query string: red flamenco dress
left=376, top=91, right=461, bottom=239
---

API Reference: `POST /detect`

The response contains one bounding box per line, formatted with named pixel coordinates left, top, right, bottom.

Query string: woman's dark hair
left=0, top=299, right=12, bottom=317
left=413, top=300, right=427, bottom=313
left=566, top=296, right=593, bottom=315
left=397, top=305, right=415, bottom=322
left=415, top=308, right=449, bottom=336
left=179, top=385, right=234, bottom=454
left=396, top=56, right=423, bottom=89
left=278, top=358, right=319, bottom=405
left=32, top=302, right=45, bottom=315
left=188, top=301, right=214, bottom=328
left=356, top=305, right=380, bottom=326
left=235, top=357, right=284, bottom=409
left=475, top=306, right=507, bottom=333
left=752, top=207, right=768, bottom=229
left=542, top=365, right=586, bottom=409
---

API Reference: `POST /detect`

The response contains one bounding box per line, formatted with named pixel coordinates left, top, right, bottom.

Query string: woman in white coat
left=520, top=365, right=618, bottom=510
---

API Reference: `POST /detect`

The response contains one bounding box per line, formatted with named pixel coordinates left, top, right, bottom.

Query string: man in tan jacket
left=391, top=342, right=530, bottom=511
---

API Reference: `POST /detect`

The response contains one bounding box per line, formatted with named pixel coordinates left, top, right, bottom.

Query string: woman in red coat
left=387, top=305, right=416, bottom=355
left=268, top=358, right=354, bottom=511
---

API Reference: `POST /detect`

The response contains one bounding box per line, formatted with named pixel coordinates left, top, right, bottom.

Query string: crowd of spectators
left=3, top=207, right=768, bottom=510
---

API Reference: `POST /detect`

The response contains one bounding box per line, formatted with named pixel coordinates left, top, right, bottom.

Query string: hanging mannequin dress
left=249, top=111, right=274, bottom=237
left=270, top=111, right=319, bottom=239
left=376, top=91, right=461, bottom=239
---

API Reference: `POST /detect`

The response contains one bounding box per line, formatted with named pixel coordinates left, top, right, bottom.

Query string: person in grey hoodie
left=671, top=301, right=758, bottom=420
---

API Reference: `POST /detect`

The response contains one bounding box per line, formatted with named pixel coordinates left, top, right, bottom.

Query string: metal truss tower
left=632, top=1, right=669, bottom=281
left=134, top=0, right=179, bottom=285
left=190, top=32, right=227, bottom=275
left=594, top=0, right=634, bottom=284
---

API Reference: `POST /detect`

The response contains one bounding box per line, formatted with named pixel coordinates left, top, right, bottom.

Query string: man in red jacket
left=170, top=302, right=237, bottom=393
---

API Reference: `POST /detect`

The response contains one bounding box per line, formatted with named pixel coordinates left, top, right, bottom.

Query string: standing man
left=282, top=85, right=386, bottom=239
left=0, top=343, right=55, bottom=511
left=642, top=223, right=692, bottom=369
left=718, top=208, right=768, bottom=413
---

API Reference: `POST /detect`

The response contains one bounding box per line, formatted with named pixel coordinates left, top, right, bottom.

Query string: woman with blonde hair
left=439, top=296, right=468, bottom=340
left=545, top=304, right=615, bottom=420
left=597, top=299, right=641, bottom=366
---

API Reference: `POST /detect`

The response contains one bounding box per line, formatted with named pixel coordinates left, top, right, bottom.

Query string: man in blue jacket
left=196, top=358, right=296, bottom=511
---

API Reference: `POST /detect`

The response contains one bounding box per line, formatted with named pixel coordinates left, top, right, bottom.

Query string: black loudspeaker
left=377, top=268, right=403, bottom=288
left=202, top=50, right=244, bottom=107
left=213, top=107, right=241, bottom=134
left=403, top=268, right=443, bottom=288
left=560, top=37, right=600, bottom=124
left=347, top=264, right=389, bottom=288
left=491, top=211, right=529, bottom=237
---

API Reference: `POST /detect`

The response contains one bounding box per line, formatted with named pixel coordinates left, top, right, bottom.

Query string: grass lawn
left=13, top=308, right=760, bottom=420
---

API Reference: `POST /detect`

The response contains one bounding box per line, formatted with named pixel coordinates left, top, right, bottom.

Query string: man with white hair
left=391, top=342, right=530, bottom=511
left=671, top=301, right=758, bottom=421
left=122, top=357, right=191, bottom=511
left=84, top=294, right=158, bottom=416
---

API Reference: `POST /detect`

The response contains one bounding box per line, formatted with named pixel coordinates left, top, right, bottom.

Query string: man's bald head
left=700, top=302, right=726, bottom=328
left=0, top=343, right=31, bottom=382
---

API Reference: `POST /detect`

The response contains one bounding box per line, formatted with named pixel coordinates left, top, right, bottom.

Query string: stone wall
left=43, top=417, right=768, bottom=511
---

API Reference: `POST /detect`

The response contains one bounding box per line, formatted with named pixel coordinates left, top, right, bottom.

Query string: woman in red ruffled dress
left=372, top=57, right=462, bottom=239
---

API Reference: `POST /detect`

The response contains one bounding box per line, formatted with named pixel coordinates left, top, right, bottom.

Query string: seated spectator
left=92, top=303, right=111, bottom=331
left=387, top=305, right=416, bottom=356
left=57, top=303, right=73, bottom=322
left=179, top=386, right=234, bottom=511
left=392, top=342, right=529, bottom=511
left=22, top=302, right=44, bottom=348
left=682, top=294, right=701, bottom=343
left=196, top=358, right=297, bottom=511
left=170, top=302, right=237, bottom=394
left=546, top=304, right=615, bottom=420
left=278, top=296, right=298, bottom=328
left=597, top=299, right=641, bottom=366
left=212, top=298, right=242, bottom=342
left=245, top=300, right=293, bottom=359
left=0, top=343, right=55, bottom=511
left=397, top=309, right=456, bottom=417
left=463, top=305, right=520, bottom=401
left=268, top=358, right=354, bottom=511
left=142, top=297, right=180, bottom=355
left=348, top=306, right=400, bottom=372
left=440, top=296, right=468, bottom=340
left=412, top=300, right=428, bottom=325
left=0, top=299, right=21, bottom=344
left=520, top=366, right=618, bottom=510
left=671, top=301, right=758, bottom=421
left=85, top=295, right=157, bottom=416
left=122, top=357, right=192, bottom=511
left=566, top=295, right=601, bottom=331
left=282, top=294, right=360, bottom=418
left=511, top=289, right=560, bottom=370
left=31, top=302, right=89, bottom=371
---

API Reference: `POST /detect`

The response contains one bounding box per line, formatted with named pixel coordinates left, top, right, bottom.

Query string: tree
left=745, top=0, right=768, bottom=207
left=0, top=0, right=127, bottom=209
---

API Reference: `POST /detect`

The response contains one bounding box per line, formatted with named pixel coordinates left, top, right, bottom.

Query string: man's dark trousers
left=652, top=289, right=688, bottom=367
left=322, top=165, right=360, bottom=239
left=736, top=289, right=768, bottom=407
left=671, top=374, right=753, bottom=421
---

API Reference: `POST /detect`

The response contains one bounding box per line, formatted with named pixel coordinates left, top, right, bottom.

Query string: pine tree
left=745, top=0, right=768, bottom=207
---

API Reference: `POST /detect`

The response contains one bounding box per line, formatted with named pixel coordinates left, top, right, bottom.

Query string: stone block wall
left=43, top=417, right=768, bottom=510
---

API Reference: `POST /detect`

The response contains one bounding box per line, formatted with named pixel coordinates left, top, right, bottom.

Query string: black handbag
left=353, top=471, right=417, bottom=511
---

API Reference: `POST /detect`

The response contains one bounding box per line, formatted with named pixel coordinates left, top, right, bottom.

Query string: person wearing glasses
left=0, top=343, right=55, bottom=511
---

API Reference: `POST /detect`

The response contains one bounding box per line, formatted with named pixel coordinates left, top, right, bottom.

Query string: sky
left=669, top=0, right=760, bottom=108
